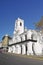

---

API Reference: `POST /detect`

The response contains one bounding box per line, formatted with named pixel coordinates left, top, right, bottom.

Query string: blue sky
left=0, top=0, right=43, bottom=41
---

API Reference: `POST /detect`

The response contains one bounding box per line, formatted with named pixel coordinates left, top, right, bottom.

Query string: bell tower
left=14, top=18, right=24, bottom=35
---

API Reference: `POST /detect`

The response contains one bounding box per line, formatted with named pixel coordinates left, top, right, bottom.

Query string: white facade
left=22, top=44, right=26, bottom=55
left=8, top=18, right=43, bottom=56
left=27, top=42, right=33, bottom=55
left=33, top=42, right=42, bottom=55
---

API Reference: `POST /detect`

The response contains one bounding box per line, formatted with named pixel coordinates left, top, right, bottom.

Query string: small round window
left=20, top=22, right=22, bottom=26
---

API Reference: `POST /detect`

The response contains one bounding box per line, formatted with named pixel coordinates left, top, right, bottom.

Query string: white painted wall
left=32, top=30, right=38, bottom=40
left=15, top=45, right=21, bottom=54
left=21, top=34, right=25, bottom=41
left=27, top=30, right=32, bottom=39
left=27, top=42, right=33, bottom=55
left=8, top=47, right=12, bottom=53
left=9, top=40, right=13, bottom=45
left=13, top=35, right=21, bottom=43
left=16, top=35, right=21, bottom=42
left=22, top=44, right=26, bottom=55
left=33, top=42, right=42, bottom=55
left=12, top=46, right=15, bottom=53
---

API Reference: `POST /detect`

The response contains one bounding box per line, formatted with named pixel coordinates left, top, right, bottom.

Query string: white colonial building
left=8, top=18, right=43, bottom=56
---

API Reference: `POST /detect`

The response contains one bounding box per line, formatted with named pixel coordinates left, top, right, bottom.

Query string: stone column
left=15, top=44, right=21, bottom=54
left=27, top=30, right=32, bottom=39
left=27, top=42, right=33, bottom=55
left=22, top=44, right=26, bottom=55
left=12, top=45, right=15, bottom=53
left=21, top=34, right=25, bottom=41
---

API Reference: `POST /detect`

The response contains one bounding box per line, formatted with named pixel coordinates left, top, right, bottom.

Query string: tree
left=35, top=16, right=43, bottom=31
